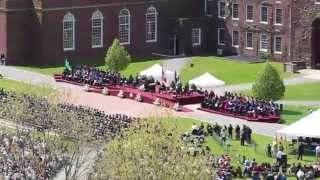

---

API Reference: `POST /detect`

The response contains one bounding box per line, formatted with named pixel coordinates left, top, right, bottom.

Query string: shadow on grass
left=281, top=109, right=304, bottom=116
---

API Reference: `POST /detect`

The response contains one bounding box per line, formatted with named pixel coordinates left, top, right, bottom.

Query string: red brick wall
left=0, top=11, right=7, bottom=56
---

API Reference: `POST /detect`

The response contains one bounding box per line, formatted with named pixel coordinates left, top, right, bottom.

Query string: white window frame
left=245, top=32, right=253, bottom=50
left=63, top=12, right=75, bottom=51
left=146, top=6, right=158, bottom=43
left=274, top=36, right=283, bottom=54
left=260, top=33, right=269, bottom=52
left=274, top=8, right=283, bottom=26
left=91, top=10, right=104, bottom=48
left=192, top=28, right=201, bottom=46
left=260, top=6, right=268, bottom=24
left=232, top=30, right=239, bottom=48
left=218, top=1, right=226, bottom=19
left=232, top=3, right=239, bottom=20
left=119, top=8, right=131, bottom=45
left=218, top=28, right=225, bottom=46
left=246, top=4, right=254, bottom=22
left=316, top=0, right=320, bottom=5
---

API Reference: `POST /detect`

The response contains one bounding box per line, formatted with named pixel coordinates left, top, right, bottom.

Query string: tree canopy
left=105, top=39, right=131, bottom=72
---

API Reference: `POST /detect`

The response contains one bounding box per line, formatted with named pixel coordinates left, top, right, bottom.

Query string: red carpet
left=54, top=75, right=195, bottom=112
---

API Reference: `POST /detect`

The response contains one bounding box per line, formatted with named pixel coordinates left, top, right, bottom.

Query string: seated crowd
left=62, top=65, right=202, bottom=96
left=0, top=89, right=136, bottom=140
left=201, top=91, right=281, bottom=118
left=0, top=129, right=66, bottom=179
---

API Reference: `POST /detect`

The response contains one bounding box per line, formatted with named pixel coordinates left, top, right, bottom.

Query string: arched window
left=146, top=6, right=157, bottom=42
left=63, top=12, right=75, bottom=51
left=119, top=8, right=130, bottom=44
left=92, top=10, right=104, bottom=48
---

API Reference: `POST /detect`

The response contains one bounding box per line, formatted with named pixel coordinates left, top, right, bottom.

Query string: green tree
left=252, top=63, right=285, bottom=101
left=93, top=117, right=216, bottom=179
left=105, top=39, right=131, bottom=72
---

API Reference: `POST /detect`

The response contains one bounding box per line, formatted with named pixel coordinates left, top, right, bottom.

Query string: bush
left=252, top=63, right=285, bottom=101
left=105, top=39, right=131, bottom=72
left=93, top=117, right=215, bottom=179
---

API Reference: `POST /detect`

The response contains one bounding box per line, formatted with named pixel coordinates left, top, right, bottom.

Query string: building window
left=260, top=33, right=269, bottom=52
left=274, top=36, right=282, bottom=54
left=218, top=28, right=225, bottom=45
left=146, top=6, right=157, bottom=42
left=119, top=8, right=130, bottom=45
left=260, top=6, right=268, bottom=24
left=192, top=28, right=201, bottom=46
left=246, top=5, right=254, bottom=22
left=91, top=10, right=103, bottom=48
left=275, top=8, right=283, bottom=25
left=232, top=30, right=239, bottom=47
left=246, top=32, right=253, bottom=49
left=232, top=3, right=239, bottom=20
left=218, top=1, right=225, bottom=18
left=205, top=0, right=214, bottom=15
left=63, top=12, right=75, bottom=51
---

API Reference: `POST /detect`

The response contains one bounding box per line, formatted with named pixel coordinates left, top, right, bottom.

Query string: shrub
left=252, top=63, right=285, bottom=101
left=105, top=39, right=131, bottom=72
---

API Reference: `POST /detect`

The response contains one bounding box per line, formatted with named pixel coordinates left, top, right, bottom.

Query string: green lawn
left=280, top=105, right=316, bottom=125
left=0, top=78, right=55, bottom=96
left=166, top=117, right=316, bottom=168
left=284, top=82, right=320, bottom=101
left=16, top=58, right=162, bottom=77
left=180, top=56, right=294, bottom=85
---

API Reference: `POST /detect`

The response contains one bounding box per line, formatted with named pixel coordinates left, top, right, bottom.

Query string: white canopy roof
left=139, top=64, right=175, bottom=83
left=277, top=109, right=320, bottom=138
left=189, top=72, right=225, bottom=89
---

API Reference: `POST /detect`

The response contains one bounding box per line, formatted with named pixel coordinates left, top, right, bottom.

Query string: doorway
left=311, top=18, right=320, bottom=69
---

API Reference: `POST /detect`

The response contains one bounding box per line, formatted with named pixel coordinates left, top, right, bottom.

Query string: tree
left=93, top=117, right=216, bottom=180
left=252, top=62, right=285, bottom=101
left=105, top=39, right=131, bottom=72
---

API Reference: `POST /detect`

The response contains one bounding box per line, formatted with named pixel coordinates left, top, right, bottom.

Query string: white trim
left=218, top=1, right=226, bottom=19
left=274, top=8, right=283, bottom=26
left=274, top=35, right=283, bottom=54
left=192, top=28, right=201, bottom=47
left=218, top=28, right=225, bottom=46
left=145, top=6, right=158, bottom=43
left=232, top=30, right=239, bottom=48
left=260, top=6, right=268, bottom=24
left=245, top=32, right=253, bottom=49
left=246, top=4, right=254, bottom=22
left=91, top=10, right=104, bottom=48
left=119, top=8, right=131, bottom=45
left=232, top=3, right=239, bottom=21
left=63, top=12, right=75, bottom=51
left=259, top=33, right=269, bottom=52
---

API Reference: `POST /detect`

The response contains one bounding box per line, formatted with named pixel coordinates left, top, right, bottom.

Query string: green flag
left=64, top=58, right=72, bottom=71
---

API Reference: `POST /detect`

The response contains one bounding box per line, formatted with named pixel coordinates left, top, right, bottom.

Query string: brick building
left=0, top=0, right=215, bottom=65
left=217, top=0, right=320, bottom=69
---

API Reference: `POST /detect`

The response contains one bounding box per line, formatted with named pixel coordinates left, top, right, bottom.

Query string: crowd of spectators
left=0, top=88, right=136, bottom=140
left=62, top=65, right=201, bottom=96
left=0, top=129, right=66, bottom=179
left=201, top=91, right=281, bottom=118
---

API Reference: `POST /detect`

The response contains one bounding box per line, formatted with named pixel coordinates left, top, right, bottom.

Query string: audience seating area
left=199, top=91, right=281, bottom=123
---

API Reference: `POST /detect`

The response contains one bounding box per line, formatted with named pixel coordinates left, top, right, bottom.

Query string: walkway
left=162, top=57, right=191, bottom=73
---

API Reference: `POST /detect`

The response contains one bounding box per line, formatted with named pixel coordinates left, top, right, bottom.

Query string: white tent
left=139, top=64, right=176, bottom=83
left=277, top=109, right=320, bottom=138
left=189, top=72, right=225, bottom=89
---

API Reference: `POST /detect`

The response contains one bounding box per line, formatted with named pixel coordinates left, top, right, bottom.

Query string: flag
left=64, top=58, right=72, bottom=71
left=161, top=65, right=166, bottom=82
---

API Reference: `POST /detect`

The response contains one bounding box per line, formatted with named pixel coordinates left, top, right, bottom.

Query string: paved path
left=162, top=57, right=191, bottom=73
left=1, top=65, right=319, bottom=137
left=278, top=100, right=320, bottom=107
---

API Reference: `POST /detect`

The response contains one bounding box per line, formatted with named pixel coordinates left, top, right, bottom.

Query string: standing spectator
left=266, top=144, right=272, bottom=157
left=228, top=124, right=233, bottom=139
left=315, top=144, right=320, bottom=161
left=235, top=125, right=240, bottom=140
left=0, top=54, right=5, bottom=65
left=297, top=143, right=304, bottom=160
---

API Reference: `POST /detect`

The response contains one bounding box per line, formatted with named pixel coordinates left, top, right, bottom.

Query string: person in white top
left=296, top=169, right=305, bottom=180
left=315, top=144, right=320, bottom=160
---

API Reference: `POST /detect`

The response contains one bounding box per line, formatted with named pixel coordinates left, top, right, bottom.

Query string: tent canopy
left=189, top=72, right=225, bottom=89
left=139, top=64, right=175, bottom=83
left=277, top=109, right=320, bottom=138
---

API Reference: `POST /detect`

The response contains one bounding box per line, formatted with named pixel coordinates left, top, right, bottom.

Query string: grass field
left=166, top=117, right=316, bottom=168
left=280, top=105, right=316, bottom=125
left=180, top=56, right=294, bottom=85
left=16, top=58, right=162, bottom=77
left=0, top=78, right=55, bottom=96
left=283, top=82, right=320, bottom=101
